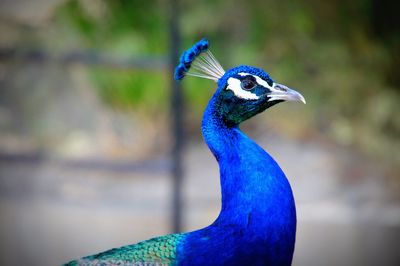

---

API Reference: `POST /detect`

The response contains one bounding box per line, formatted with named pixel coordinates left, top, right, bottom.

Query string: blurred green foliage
left=89, top=68, right=169, bottom=112
left=56, top=0, right=171, bottom=115
left=55, top=0, right=399, bottom=165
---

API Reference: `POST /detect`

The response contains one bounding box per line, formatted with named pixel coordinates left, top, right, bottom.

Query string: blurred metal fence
left=0, top=0, right=184, bottom=233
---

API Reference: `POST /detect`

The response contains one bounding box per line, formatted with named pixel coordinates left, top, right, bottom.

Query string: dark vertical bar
left=169, top=0, right=183, bottom=233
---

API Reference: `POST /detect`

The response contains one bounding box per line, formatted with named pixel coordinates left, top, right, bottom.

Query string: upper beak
left=268, top=83, right=306, bottom=104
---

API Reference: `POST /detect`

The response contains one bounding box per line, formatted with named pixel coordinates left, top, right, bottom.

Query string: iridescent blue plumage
left=172, top=64, right=298, bottom=265
left=65, top=39, right=305, bottom=266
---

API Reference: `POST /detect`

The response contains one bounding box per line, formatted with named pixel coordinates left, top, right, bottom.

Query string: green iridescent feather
left=64, top=234, right=184, bottom=266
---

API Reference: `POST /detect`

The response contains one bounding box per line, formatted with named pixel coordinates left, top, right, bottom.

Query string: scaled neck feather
left=201, top=94, right=296, bottom=224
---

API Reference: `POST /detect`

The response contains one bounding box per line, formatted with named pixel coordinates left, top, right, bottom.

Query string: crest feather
left=174, top=39, right=225, bottom=82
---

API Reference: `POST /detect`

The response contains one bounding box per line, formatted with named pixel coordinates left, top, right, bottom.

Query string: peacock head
left=175, top=39, right=305, bottom=126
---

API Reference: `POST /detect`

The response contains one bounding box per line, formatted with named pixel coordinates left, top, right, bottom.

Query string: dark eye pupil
left=241, top=76, right=256, bottom=90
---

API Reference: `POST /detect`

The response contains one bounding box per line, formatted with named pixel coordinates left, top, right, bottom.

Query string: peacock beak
left=268, top=83, right=306, bottom=104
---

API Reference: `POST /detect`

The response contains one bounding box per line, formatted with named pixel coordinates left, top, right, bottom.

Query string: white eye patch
left=226, top=77, right=259, bottom=100
left=238, top=72, right=289, bottom=103
left=238, top=72, right=274, bottom=90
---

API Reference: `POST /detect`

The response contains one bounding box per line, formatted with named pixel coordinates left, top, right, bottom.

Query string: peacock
left=65, top=38, right=305, bottom=266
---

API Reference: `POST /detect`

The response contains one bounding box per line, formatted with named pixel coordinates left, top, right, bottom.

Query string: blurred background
left=0, top=0, right=399, bottom=265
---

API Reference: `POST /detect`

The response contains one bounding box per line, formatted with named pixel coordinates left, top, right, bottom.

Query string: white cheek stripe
left=226, top=77, right=259, bottom=100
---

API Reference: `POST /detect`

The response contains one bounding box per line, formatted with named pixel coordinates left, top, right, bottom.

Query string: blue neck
left=180, top=93, right=297, bottom=265
left=201, top=94, right=296, bottom=224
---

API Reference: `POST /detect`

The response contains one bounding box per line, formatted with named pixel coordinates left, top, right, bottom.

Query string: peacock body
left=65, top=39, right=305, bottom=266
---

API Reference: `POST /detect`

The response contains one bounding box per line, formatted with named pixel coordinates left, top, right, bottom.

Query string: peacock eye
left=241, top=76, right=257, bottom=91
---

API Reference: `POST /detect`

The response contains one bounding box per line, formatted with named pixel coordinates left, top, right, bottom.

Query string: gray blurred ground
left=0, top=134, right=399, bottom=266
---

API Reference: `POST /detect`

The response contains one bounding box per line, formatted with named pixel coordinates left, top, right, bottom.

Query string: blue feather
left=175, top=90, right=296, bottom=265
left=174, top=64, right=186, bottom=80
left=174, top=38, right=210, bottom=81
